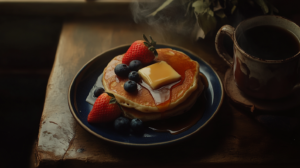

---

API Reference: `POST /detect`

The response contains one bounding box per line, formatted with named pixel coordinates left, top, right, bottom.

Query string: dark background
left=0, top=16, right=62, bottom=168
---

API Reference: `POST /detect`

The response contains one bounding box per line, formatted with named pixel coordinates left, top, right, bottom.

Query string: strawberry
left=122, top=34, right=158, bottom=65
left=87, top=92, right=122, bottom=124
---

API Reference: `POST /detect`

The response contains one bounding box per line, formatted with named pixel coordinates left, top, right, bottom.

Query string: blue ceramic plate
left=68, top=44, right=224, bottom=146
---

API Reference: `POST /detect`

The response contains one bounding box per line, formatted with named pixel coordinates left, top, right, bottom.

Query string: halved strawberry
left=122, top=34, right=158, bottom=65
left=87, top=92, right=122, bottom=124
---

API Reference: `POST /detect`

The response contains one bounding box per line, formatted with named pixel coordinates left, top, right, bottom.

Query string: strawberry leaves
left=122, top=35, right=157, bottom=65
left=107, top=92, right=117, bottom=104
left=143, top=34, right=158, bottom=56
left=106, top=92, right=124, bottom=113
left=87, top=92, right=123, bottom=124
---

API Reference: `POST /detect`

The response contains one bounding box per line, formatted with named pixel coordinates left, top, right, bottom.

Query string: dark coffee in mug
left=216, top=15, right=300, bottom=99
left=237, top=25, right=300, bottom=60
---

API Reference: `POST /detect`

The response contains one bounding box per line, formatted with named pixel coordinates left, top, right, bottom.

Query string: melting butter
left=138, top=61, right=181, bottom=90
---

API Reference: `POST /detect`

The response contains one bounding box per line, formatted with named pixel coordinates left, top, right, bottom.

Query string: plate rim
left=68, top=43, right=224, bottom=146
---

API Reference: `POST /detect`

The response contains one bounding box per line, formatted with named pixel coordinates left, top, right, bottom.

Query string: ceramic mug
left=215, top=15, right=300, bottom=99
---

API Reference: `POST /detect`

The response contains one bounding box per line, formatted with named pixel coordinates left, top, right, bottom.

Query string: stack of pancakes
left=102, top=48, right=205, bottom=121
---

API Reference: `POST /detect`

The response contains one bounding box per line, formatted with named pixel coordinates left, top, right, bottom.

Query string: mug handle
left=215, top=25, right=235, bottom=67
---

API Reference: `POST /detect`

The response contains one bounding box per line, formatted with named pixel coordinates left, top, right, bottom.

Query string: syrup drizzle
left=147, top=50, right=197, bottom=111
left=139, top=80, right=180, bottom=112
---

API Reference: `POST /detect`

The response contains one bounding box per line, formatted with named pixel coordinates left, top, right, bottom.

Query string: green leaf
left=109, top=98, right=117, bottom=104
left=149, top=47, right=155, bottom=51
left=144, top=42, right=149, bottom=47
left=196, top=12, right=217, bottom=36
left=105, top=92, right=123, bottom=112
left=106, top=92, right=115, bottom=98
left=255, top=0, right=269, bottom=14
left=207, top=9, right=214, bottom=17
left=192, top=0, right=217, bottom=38
left=107, top=92, right=117, bottom=104
left=148, top=0, right=174, bottom=17
left=192, top=0, right=212, bottom=15
left=143, top=34, right=150, bottom=43
left=149, top=36, right=156, bottom=46
left=149, top=35, right=153, bottom=42
left=152, top=41, right=156, bottom=46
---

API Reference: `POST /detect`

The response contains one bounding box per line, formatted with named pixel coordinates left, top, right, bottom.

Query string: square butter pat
left=138, top=61, right=181, bottom=89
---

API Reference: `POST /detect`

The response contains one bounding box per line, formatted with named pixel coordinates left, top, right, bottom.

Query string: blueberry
left=128, top=71, right=140, bottom=82
left=130, top=118, right=144, bottom=133
left=114, top=116, right=130, bottom=132
left=124, top=80, right=137, bottom=92
left=129, top=60, right=143, bottom=71
left=114, top=64, right=130, bottom=78
left=93, top=87, right=105, bottom=97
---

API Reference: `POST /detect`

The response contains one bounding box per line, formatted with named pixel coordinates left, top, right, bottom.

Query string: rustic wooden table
left=32, top=16, right=300, bottom=168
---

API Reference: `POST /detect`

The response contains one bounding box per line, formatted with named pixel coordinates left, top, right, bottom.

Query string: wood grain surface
left=34, top=16, right=300, bottom=168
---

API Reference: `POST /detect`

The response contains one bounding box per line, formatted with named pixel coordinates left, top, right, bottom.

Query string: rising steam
left=130, top=0, right=199, bottom=40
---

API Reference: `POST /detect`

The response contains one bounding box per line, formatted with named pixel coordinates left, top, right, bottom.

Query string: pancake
left=103, top=48, right=200, bottom=113
left=122, top=74, right=205, bottom=121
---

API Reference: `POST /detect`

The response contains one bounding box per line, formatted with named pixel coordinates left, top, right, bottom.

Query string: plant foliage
left=148, top=0, right=278, bottom=39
